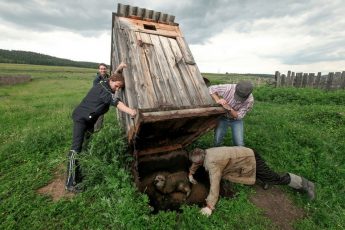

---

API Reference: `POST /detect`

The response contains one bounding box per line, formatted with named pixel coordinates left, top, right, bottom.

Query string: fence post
left=341, top=71, right=345, bottom=89
left=294, top=73, right=302, bottom=87
left=326, top=72, right=334, bottom=90
left=281, top=74, right=286, bottom=86
left=291, top=72, right=295, bottom=87
left=275, top=71, right=280, bottom=87
left=333, top=72, right=342, bottom=90
left=315, top=72, right=321, bottom=88
left=307, top=73, right=315, bottom=88
left=301, top=73, right=308, bottom=87
left=286, top=71, right=291, bottom=86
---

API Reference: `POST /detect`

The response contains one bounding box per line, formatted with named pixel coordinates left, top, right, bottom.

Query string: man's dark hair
left=109, top=73, right=125, bottom=87
left=98, top=63, right=108, bottom=69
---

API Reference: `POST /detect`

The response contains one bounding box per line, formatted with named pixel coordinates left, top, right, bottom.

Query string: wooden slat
left=113, top=17, right=139, bottom=133
left=185, top=63, right=215, bottom=105
left=314, top=72, right=321, bottom=88
left=125, top=29, right=158, bottom=109
left=141, top=107, right=225, bottom=123
left=138, top=32, right=172, bottom=107
left=119, top=17, right=181, bottom=37
left=168, top=38, right=199, bottom=105
left=114, top=18, right=138, bottom=110
left=149, top=34, right=184, bottom=106
left=138, top=144, right=183, bottom=156
left=179, top=117, right=219, bottom=147
left=302, top=73, right=308, bottom=87
left=307, top=73, right=315, bottom=87
left=167, top=15, right=175, bottom=23
left=341, top=71, right=345, bottom=89
left=159, top=36, right=192, bottom=106
left=168, top=38, right=202, bottom=105
left=333, top=72, right=342, bottom=90
left=117, top=4, right=129, bottom=16
left=176, top=37, right=196, bottom=64
left=326, top=72, right=334, bottom=90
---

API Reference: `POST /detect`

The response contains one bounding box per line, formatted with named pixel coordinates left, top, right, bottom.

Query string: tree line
left=0, top=49, right=99, bottom=69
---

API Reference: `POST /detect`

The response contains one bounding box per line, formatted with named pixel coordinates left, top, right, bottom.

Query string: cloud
left=0, top=0, right=114, bottom=33
left=0, top=0, right=344, bottom=73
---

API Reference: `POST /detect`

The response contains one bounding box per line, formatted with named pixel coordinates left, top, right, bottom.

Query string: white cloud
left=0, top=23, right=110, bottom=64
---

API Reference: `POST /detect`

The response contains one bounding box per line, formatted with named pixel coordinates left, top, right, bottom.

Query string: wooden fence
left=275, top=71, right=345, bottom=90
left=0, top=75, right=31, bottom=86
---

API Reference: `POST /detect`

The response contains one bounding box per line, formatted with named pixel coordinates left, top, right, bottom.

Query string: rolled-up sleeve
left=101, top=91, right=121, bottom=107
left=209, top=85, right=226, bottom=96
left=110, top=96, right=121, bottom=107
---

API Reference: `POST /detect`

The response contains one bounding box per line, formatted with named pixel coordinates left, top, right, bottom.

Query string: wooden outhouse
left=111, top=4, right=225, bottom=156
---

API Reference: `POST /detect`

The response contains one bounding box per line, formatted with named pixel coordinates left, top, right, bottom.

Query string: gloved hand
left=200, top=206, right=212, bottom=216
left=188, top=174, right=198, bottom=184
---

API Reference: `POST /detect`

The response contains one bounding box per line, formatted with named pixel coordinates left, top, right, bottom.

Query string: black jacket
left=93, top=73, right=109, bottom=86
left=72, top=80, right=121, bottom=122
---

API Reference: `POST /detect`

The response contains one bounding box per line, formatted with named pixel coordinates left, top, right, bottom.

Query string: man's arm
left=116, top=101, right=136, bottom=117
left=188, top=162, right=202, bottom=184
left=205, top=165, right=222, bottom=210
left=114, top=62, right=127, bottom=74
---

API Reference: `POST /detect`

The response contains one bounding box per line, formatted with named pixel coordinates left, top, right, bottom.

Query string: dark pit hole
left=143, top=24, right=156, bottom=30
left=134, top=149, right=235, bottom=213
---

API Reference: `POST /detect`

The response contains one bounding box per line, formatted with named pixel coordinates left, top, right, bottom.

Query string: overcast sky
left=0, top=0, right=344, bottom=74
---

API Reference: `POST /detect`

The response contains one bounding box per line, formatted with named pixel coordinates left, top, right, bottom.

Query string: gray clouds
left=0, top=0, right=344, bottom=67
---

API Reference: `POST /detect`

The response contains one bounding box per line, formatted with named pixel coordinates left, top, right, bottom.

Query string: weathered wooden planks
left=111, top=6, right=225, bottom=155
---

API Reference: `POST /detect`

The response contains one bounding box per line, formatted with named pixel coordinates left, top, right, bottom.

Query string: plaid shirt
left=209, top=84, right=254, bottom=119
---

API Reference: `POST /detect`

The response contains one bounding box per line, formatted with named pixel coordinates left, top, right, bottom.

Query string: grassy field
left=0, top=64, right=344, bottom=229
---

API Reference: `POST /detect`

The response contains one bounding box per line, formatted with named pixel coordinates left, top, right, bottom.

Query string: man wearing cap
left=209, top=81, right=254, bottom=146
left=188, top=147, right=316, bottom=216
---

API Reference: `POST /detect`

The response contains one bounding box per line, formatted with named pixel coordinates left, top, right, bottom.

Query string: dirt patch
left=37, top=165, right=75, bottom=202
left=0, top=75, right=31, bottom=85
left=250, top=185, right=305, bottom=230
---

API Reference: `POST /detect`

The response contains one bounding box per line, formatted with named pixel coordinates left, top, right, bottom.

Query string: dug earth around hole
left=250, top=185, right=305, bottom=230
left=36, top=164, right=75, bottom=202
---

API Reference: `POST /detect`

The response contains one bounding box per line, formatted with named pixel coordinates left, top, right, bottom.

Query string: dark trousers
left=71, top=119, right=95, bottom=152
left=93, top=114, right=104, bottom=132
left=254, top=151, right=291, bottom=185
left=66, top=118, right=95, bottom=186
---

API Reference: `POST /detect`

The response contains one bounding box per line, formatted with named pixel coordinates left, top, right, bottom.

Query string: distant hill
left=0, top=49, right=99, bottom=69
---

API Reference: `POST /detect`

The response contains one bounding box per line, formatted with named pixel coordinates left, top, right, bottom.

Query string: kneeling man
left=188, top=147, right=315, bottom=216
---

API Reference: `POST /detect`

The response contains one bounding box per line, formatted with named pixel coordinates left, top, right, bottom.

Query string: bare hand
left=119, top=61, right=127, bottom=69
left=130, top=109, right=137, bottom=118
left=200, top=207, right=212, bottom=216
left=216, top=98, right=227, bottom=105
left=188, top=174, right=198, bottom=184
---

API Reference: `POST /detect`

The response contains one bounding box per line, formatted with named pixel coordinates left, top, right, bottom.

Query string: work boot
left=302, top=177, right=315, bottom=200
left=288, top=173, right=315, bottom=200
left=65, top=150, right=81, bottom=192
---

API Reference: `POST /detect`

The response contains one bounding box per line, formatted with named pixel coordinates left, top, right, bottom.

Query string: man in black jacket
left=65, top=73, right=136, bottom=192
left=93, top=62, right=127, bottom=131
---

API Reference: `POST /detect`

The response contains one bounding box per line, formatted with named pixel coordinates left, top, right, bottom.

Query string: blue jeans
left=214, top=116, right=244, bottom=146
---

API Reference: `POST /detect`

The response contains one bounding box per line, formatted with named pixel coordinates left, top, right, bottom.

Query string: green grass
left=0, top=64, right=344, bottom=229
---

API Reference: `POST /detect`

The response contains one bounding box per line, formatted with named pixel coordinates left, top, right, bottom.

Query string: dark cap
left=234, top=81, right=253, bottom=102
